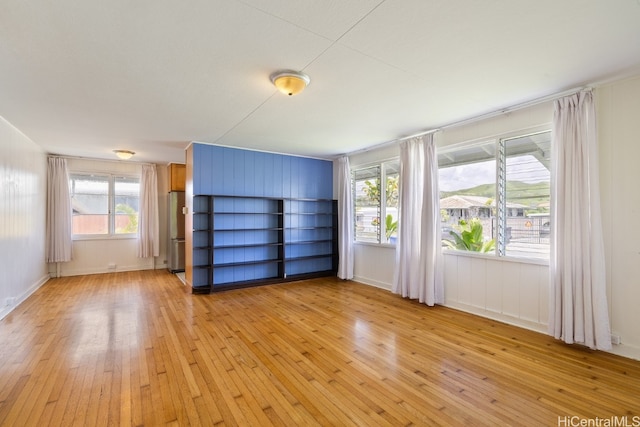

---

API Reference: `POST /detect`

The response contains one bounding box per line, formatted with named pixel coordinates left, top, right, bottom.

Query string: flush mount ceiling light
left=114, top=150, right=135, bottom=160
left=270, top=70, right=310, bottom=96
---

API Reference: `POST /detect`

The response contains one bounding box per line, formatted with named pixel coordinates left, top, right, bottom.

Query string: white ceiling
left=1, top=0, right=640, bottom=164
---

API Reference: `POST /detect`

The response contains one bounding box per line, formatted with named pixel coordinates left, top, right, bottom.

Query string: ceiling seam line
left=210, top=93, right=278, bottom=146
left=300, top=0, right=388, bottom=72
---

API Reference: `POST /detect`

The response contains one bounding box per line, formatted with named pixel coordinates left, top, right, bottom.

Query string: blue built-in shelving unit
left=284, top=199, right=335, bottom=277
left=189, top=144, right=336, bottom=293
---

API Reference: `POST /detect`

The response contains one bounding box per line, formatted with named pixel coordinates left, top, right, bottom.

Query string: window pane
left=114, top=176, right=140, bottom=234
left=503, top=131, right=551, bottom=260
left=439, top=141, right=497, bottom=253
left=383, top=160, right=399, bottom=243
left=354, top=166, right=380, bottom=243
left=70, top=174, right=109, bottom=235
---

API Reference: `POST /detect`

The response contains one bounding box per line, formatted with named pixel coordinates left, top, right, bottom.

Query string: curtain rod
left=342, top=85, right=589, bottom=158
left=48, top=153, right=154, bottom=166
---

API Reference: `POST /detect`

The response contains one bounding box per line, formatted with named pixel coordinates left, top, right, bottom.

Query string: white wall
left=597, top=75, right=640, bottom=358
left=347, top=75, right=640, bottom=360
left=442, top=253, right=549, bottom=334
left=0, top=116, right=49, bottom=319
left=51, top=157, right=169, bottom=276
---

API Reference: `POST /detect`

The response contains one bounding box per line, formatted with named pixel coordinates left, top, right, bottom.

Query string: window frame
left=69, top=171, right=141, bottom=240
left=438, top=126, right=552, bottom=264
left=352, top=158, right=400, bottom=246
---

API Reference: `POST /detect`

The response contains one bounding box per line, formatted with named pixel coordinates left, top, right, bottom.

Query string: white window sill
left=353, top=243, right=549, bottom=266
left=72, top=234, right=137, bottom=241
left=442, top=249, right=549, bottom=266
left=354, top=241, right=396, bottom=249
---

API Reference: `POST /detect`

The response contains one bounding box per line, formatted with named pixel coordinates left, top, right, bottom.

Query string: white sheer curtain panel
left=137, top=164, right=160, bottom=258
left=550, top=90, right=611, bottom=350
left=337, top=156, right=354, bottom=279
left=393, top=135, right=443, bottom=305
left=46, top=157, right=73, bottom=262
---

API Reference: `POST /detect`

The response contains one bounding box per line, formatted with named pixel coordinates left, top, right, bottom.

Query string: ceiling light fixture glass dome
left=270, top=70, right=310, bottom=96
left=114, top=150, right=135, bottom=160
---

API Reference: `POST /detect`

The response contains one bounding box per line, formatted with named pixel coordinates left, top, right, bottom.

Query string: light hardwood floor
left=1, top=270, right=639, bottom=426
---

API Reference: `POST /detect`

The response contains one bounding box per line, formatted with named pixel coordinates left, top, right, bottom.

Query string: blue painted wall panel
left=290, top=157, right=300, bottom=198
left=298, top=157, right=311, bottom=198
left=233, top=150, right=245, bottom=196
left=253, top=151, right=265, bottom=197
left=319, top=160, right=332, bottom=199
left=192, top=144, right=203, bottom=194
left=243, top=150, right=255, bottom=196
left=211, top=146, right=225, bottom=194
left=263, top=153, right=275, bottom=198
left=218, top=147, right=230, bottom=194
left=282, top=156, right=294, bottom=198
left=193, top=143, right=332, bottom=198
left=307, top=160, right=317, bottom=199
left=271, top=154, right=282, bottom=198
left=203, top=144, right=215, bottom=195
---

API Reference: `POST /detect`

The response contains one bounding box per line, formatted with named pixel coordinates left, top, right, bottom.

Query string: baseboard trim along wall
left=51, top=264, right=156, bottom=278
left=0, top=274, right=49, bottom=321
left=352, top=279, right=640, bottom=361
left=353, top=275, right=392, bottom=291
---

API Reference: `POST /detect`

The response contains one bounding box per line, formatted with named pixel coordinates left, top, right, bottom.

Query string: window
left=439, top=130, right=551, bottom=260
left=353, top=159, right=399, bottom=244
left=69, top=173, right=140, bottom=237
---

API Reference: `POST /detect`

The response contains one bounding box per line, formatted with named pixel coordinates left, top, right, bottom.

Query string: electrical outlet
left=5, top=297, right=16, bottom=307
left=611, top=334, right=621, bottom=345
left=108, top=263, right=116, bottom=270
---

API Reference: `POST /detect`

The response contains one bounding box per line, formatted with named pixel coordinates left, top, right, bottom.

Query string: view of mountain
left=441, top=181, right=550, bottom=209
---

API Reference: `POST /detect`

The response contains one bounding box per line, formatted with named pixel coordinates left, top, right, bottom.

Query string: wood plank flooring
left=1, top=270, right=639, bottom=426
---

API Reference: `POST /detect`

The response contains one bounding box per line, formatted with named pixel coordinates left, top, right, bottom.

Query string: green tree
left=444, top=218, right=495, bottom=253
left=362, top=176, right=399, bottom=207
left=363, top=176, right=399, bottom=239
left=115, top=203, right=138, bottom=233
left=385, top=214, right=397, bottom=240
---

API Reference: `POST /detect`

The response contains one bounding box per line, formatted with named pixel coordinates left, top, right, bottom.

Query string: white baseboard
left=353, top=275, right=392, bottom=291
left=0, top=273, right=50, bottom=320
left=353, top=280, right=640, bottom=361
left=444, top=301, right=548, bottom=335
left=58, top=264, right=155, bottom=277
left=605, top=342, right=640, bottom=361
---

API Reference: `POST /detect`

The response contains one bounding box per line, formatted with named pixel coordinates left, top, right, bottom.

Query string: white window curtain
left=137, top=164, right=159, bottom=258
left=337, top=156, right=354, bottom=279
left=550, top=90, right=611, bottom=350
left=46, top=157, right=73, bottom=262
left=393, top=134, right=443, bottom=305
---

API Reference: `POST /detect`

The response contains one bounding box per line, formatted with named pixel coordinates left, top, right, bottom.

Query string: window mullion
left=375, top=166, right=381, bottom=243
left=497, top=140, right=507, bottom=256
left=109, top=175, right=115, bottom=235
left=380, top=165, right=387, bottom=243
left=351, top=171, right=356, bottom=241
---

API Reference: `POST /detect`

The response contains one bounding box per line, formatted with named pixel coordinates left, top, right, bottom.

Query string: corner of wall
left=0, top=274, right=49, bottom=321
left=607, top=343, right=640, bottom=362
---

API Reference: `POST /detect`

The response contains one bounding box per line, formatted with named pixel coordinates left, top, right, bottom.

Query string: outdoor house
left=439, top=194, right=547, bottom=252
left=439, top=194, right=526, bottom=221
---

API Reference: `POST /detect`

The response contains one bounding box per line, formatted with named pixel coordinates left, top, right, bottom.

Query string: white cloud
left=439, top=160, right=495, bottom=191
